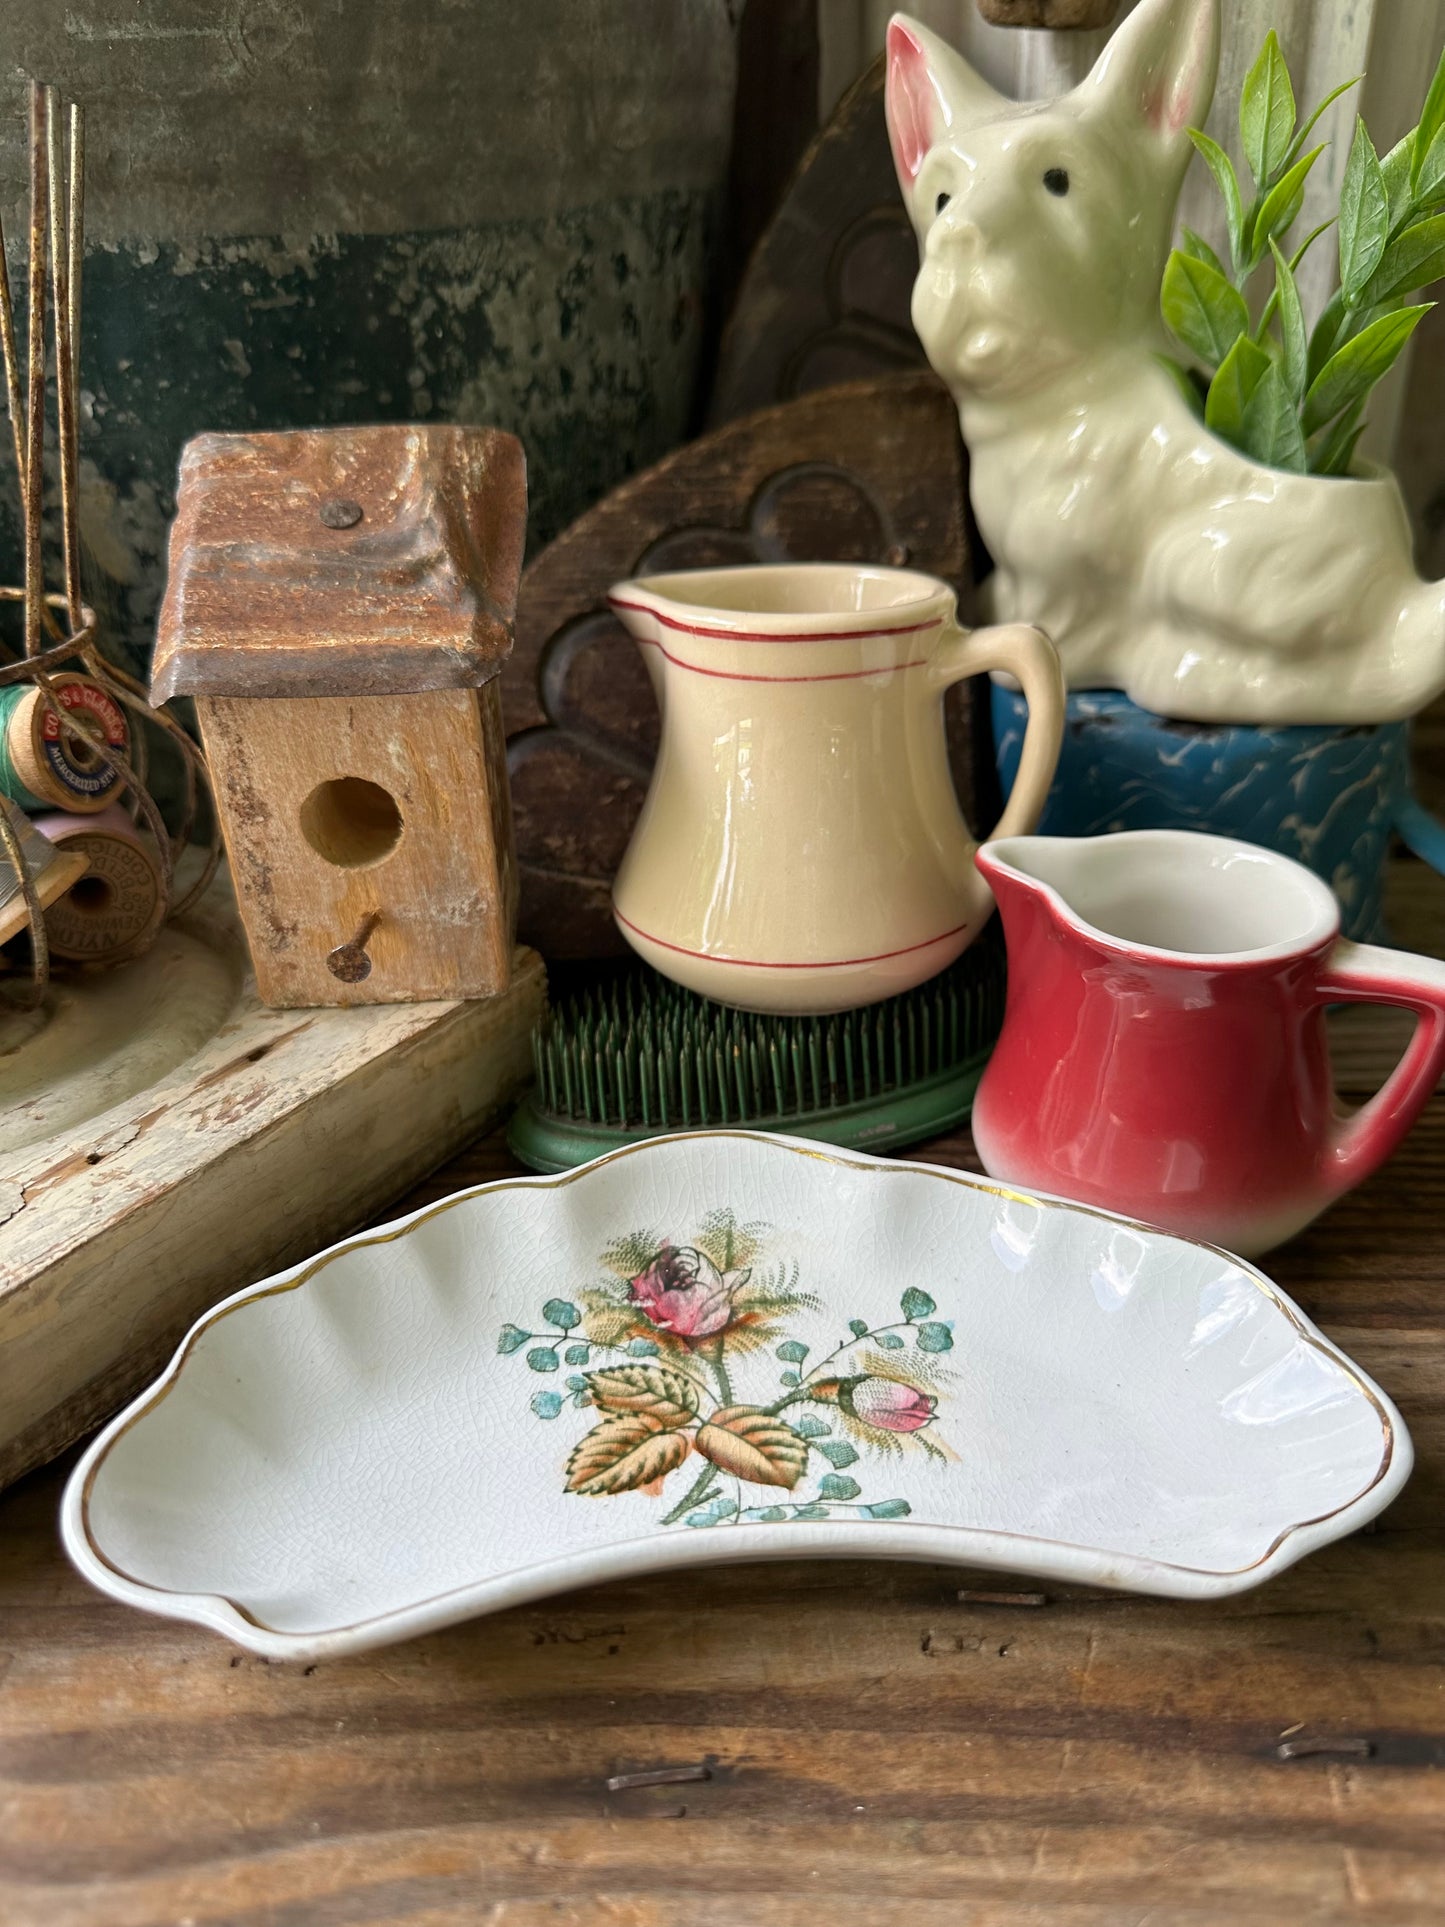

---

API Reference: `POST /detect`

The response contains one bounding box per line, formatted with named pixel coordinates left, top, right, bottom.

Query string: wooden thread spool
left=32, top=805, right=165, bottom=962
left=0, top=674, right=129, bottom=813
left=0, top=795, right=89, bottom=949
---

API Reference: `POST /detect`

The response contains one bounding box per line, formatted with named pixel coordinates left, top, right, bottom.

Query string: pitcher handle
left=1313, top=940, right=1445, bottom=1197
left=933, top=621, right=1065, bottom=841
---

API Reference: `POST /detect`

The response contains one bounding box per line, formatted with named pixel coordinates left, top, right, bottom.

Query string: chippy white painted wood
left=0, top=877, right=545, bottom=1489
left=824, top=0, right=1445, bottom=457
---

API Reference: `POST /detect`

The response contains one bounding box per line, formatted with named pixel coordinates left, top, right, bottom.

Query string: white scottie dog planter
left=887, top=0, right=1445, bottom=725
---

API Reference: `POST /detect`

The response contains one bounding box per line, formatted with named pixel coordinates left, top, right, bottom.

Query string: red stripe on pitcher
left=608, top=594, right=937, bottom=645
left=634, top=638, right=928, bottom=685
left=613, top=906, right=970, bottom=969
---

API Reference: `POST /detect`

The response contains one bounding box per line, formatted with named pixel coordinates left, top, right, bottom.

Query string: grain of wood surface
left=1, top=852, right=1442, bottom=1926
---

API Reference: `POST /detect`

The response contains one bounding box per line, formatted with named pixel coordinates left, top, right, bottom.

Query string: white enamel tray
left=61, top=1132, right=1410, bottom=1660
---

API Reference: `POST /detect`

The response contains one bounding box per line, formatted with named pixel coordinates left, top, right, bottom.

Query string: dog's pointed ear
left=886, top=13, right=1007, bottom=188
left=1079, top=0, right=1219, bottom=171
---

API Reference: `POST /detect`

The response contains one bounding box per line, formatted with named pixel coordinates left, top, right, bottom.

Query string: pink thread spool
left=33, top=806, right=165, bottom=962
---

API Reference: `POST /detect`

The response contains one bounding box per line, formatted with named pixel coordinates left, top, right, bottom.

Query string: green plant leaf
left=530, top=1391, right=564, bottom=1420
left=1189, top=129, right=1246, bottom=270
left=1309, top=397, right=1368, bottom=477
left=1417, top=128, right=1445, bottom=209
left=1161, top=250, right=1250, bottom=368
left=584, top=1362, right=699, bottom=1427
left=1155, top=353, right=1205, bottom=417
left=566, top=1412, right=692, bottom=1497
left=1282, top=74, right=1361, bottom=171
left=816, top=1439, right=860, bottom=1470
left=1368, top=212, right=1445, bottom=303
left=1302, top=302, right=1434, bottom=435
left=1381, top=134, right=1417, bottom=233
left=497, top=1324, right=529, bottom=1355
left=915, top=1322, right=955, bottom=1354
left=1248, top=143, right=1324, bottom=266
left=1413, top=43, right=1445, bottom=193
left=1180, top=226, right=1226, bottom=276
left=1204, top=331, right=1270, bottom=442
left=1269, top=238, right=1308, bottom=401
left=527, top=1346, right=560, bottom=1373
left=1339, top=119, right=1390, bottom=301
left=775, top=1339, right=808, bottom=1364
left=1307, top=286, right=1348, bottom=385
left=863, top=1499, right=913, bottom=1520
left=900, top=1287, right=936, bottom=1321
left=1206, top=334, right=1307, bottom=472
left=542, top=1298, right=581, bottom=1330
left=818, top=1473, right=862, bottom=1502
left=1241, top=30, right=1296, bottom=187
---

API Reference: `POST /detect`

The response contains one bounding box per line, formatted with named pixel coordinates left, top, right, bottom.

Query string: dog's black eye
left=935, top=191, right=951, bottom=217
left=1043, top=167, right=1070, bottom=197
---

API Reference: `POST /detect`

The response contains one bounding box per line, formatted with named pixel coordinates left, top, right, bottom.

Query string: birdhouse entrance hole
left=299, top=777, right=404, bottom=869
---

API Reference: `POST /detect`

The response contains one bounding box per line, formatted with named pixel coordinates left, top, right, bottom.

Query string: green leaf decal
left=818, top=1473, right=862, bottom=1501
left=776, top=1339, right=809, bottom=1364
left=795, top=1414, right=831, bottom=1439
left=1368, top=212, right=1445, bottom=303
left=1241, top=30, right=1295, bottom=187
left=1161, top=251, right=1249, bottom=368
left=816, top=1439, right=860, bottom=1470
left=564, top=1343, right=590, bottom=1366
left=497, top=1324, right=529, bottom=1354
left=1302, top=304, right=1433, bottom=436
left=915, top=1322, right=955, bottom=1354
left=1339, top=119, right=1389, bottom=301
left=900, top=1288, right=936, bottom=1321
left=877, top=1332, right=905, bottom=1351
left=530, top=1391, right=564, bottom=1420
left=527, top=1346, right=560, bottom=1373
left=1268, top=239, right=1308, bottom=402
left=627, top=1337, right=661, bottom=1358
left=791, top=1502, right=829, bottom=1520
left=1414, top=43, right=1445, bottom=193
left=685, top=1496, right=738, bottom=1528
left=742, top=1505, right=789, bottom=1524
left=1189, top=129, right=1245, bottom=268
left=694, top=1406, right=810, bottom=1489
left=584, top=1362, right=699, bottom=1428
left=566, top=1413, right=692, bottom=1497
left=863, top=1499, right=913, bottom=1520
left=542, top=1298, right=581, bottom=1330
left=848, top=1318, right=869, bottom=1338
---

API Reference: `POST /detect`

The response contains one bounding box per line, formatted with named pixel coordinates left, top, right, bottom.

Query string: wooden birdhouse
left=152, top=424, right=526, bottom=1008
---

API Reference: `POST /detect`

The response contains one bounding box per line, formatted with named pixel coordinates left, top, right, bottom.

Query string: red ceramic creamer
left=973, top=831, right=1445, bottom=1256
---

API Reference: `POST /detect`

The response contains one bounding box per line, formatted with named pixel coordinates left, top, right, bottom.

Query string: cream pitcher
left=608, top=564, right=1065, bottom=1014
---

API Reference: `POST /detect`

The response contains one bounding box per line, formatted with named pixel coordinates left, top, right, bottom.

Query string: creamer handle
left=1314, top=940, right=1445, bottom=1198
left=933, top=621, right=1065, bottom=841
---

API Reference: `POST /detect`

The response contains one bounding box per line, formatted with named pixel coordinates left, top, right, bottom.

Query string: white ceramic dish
left=62, top=1132, right=1410, bottom=1660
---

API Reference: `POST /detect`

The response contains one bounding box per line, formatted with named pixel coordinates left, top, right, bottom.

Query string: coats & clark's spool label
left=0, top=674, right=129, bottom=812
left=33, top=805, right=165, bottom=962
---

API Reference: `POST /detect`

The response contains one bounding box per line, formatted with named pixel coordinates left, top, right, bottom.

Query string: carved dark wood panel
left=503, top=370, right=973, bottom=960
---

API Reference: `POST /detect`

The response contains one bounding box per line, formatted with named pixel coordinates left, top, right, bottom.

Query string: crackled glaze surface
left=62, top=1134, right=1407, bottom=1658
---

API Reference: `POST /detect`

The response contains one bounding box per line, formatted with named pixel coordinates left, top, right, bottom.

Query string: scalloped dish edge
left=60, top=1134, right=1412, bottom=1659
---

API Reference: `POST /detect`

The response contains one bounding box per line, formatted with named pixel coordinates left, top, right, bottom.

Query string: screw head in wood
left=319, top=497, right=364, bottom=530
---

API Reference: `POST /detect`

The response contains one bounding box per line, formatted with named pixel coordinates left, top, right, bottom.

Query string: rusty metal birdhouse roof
left=151, top=424, right=527, bottom=701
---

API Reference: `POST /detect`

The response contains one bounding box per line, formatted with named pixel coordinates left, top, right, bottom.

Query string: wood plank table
left=2, top=861, right=1443, bottom=1927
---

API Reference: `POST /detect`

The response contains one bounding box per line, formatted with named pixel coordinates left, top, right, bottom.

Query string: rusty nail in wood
left=327, top=910, right=381, bottom=982
left=319, top=496, right=363, bottom=529
left=1275, top=1736, right=1374, bottom=1761
left=957, top=1589, right=1048, bottom=1607
left=606, top=1764, right=711, bottom=1793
